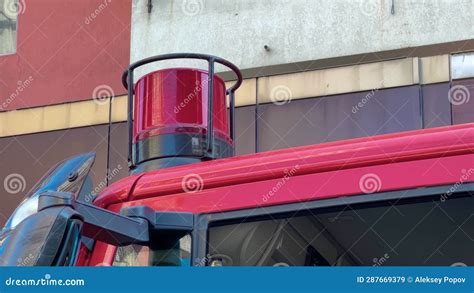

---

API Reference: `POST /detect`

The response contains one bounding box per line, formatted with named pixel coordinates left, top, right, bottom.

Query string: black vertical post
left=127, top=69, right=135, bottom=169
left=229, top=91, right=235, bottom=141
left=207, top=59, right=215, bottom=156
left=106, top=95, right=113, bottom=186
left=255, top=77, right=259, bottom=153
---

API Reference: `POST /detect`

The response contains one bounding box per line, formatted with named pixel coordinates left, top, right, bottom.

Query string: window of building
left=451, top=52, right=474, bottom=80
left=0, top=0, right=18, bottom=55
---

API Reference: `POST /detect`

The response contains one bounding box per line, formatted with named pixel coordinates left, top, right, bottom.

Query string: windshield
left=207, top=191, right=473, bottom=266
left=1, top=152, right=95, bottom=232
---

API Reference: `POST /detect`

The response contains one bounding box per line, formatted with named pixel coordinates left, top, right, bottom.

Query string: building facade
left=0, top=0, right=132, bottom=225
left=0, top=0, right=473, bottom=225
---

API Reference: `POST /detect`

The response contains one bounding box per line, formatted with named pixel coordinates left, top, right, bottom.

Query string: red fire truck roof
left=95, top=123, right=474, bottom=212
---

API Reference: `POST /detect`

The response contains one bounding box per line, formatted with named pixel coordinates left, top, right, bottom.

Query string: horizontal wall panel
left=451, top=79, right=474, bottom=125
left=0, top=54, right=452, bottom=138
left=0, top=96, right=128, bottom=138
left=257, top=86, right=421, bottom=152
left=234, top=106, right=256, bottom=155
left=422, top=83, right=452, bottom=128
left=225, top=79, right=256, bottom=107
left=108, top=122, right=130, bottom=185
left=0, top=125, right=110, bottom=226
left=420, top=55, right=450, bottom=84
left=258, top=58, right=419, bottom=104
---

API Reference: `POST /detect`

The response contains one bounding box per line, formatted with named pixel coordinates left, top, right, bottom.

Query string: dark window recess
left=208, top=192, right=473, bottom=266
left=0, top=0, right=18, bottom=55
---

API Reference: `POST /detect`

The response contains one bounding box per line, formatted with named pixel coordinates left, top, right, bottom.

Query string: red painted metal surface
left=0, top=0, right=131, bottom=110
left=133, top=68, right=229, bottom=143
left=94, top=173, right=143, bottom=208
left=94, top=123, right=474, bottom=210
left=87, top=241, right=117, bottom=267
left=90, top=123, right=474, bottom=265
left=108, top=154, right=473, bottom=214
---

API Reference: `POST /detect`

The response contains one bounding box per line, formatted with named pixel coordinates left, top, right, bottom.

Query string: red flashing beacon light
left=122, top=54, right=243, bottom=173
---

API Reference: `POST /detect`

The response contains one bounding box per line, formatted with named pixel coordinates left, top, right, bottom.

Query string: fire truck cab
left=1, top=54, right=473, bottom=267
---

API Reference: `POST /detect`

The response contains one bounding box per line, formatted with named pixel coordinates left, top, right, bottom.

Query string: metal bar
left=207, top=59, right=215, bottom=155
left=106, top=96, right=113, bottom=186
left=121, top=53, right=243, bottom=93
left=255, top=77, right=259, bottom=153
left=74, top=200, right=150, bottom=246
left=229, top=91, right=235, bottom=140
left=127, top=69, right=135, bottom=169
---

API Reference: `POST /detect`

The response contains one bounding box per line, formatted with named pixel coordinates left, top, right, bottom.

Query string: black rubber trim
left=134, top=133, right=234, bottom=166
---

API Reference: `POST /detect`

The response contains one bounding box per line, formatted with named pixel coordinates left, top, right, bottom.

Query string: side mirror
left=0, top=203, right=82, bottom=266
left=0, top=192, right=194, bottom=266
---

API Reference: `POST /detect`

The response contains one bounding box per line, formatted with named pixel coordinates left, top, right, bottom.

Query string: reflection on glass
left=208, top=193, right=473, bottom=266
left=113, top=234, right=191, bottom=266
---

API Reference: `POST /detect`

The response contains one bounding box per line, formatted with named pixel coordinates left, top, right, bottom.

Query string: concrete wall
left=131, top=0, right=473, bottom=75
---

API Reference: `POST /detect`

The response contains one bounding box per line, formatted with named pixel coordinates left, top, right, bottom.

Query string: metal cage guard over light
left=122, top=53, right=243, bottom=170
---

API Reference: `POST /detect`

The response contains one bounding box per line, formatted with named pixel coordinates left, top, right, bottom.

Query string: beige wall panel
left=420, top=55, right=450, bottom=84
left=111, top=95, right=128, bottom=122
left=258, top=58, right=419, bottom=104
left=0, top=108, right=44, bottom=136
left=225, top=78, right=257, bottom=107
left=42, top=104, right=72, bottom=130
left=69, top=101, right=110, bottom=128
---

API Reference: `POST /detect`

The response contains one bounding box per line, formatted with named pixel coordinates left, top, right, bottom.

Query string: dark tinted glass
left=208, top=193, right=473, bottom=266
